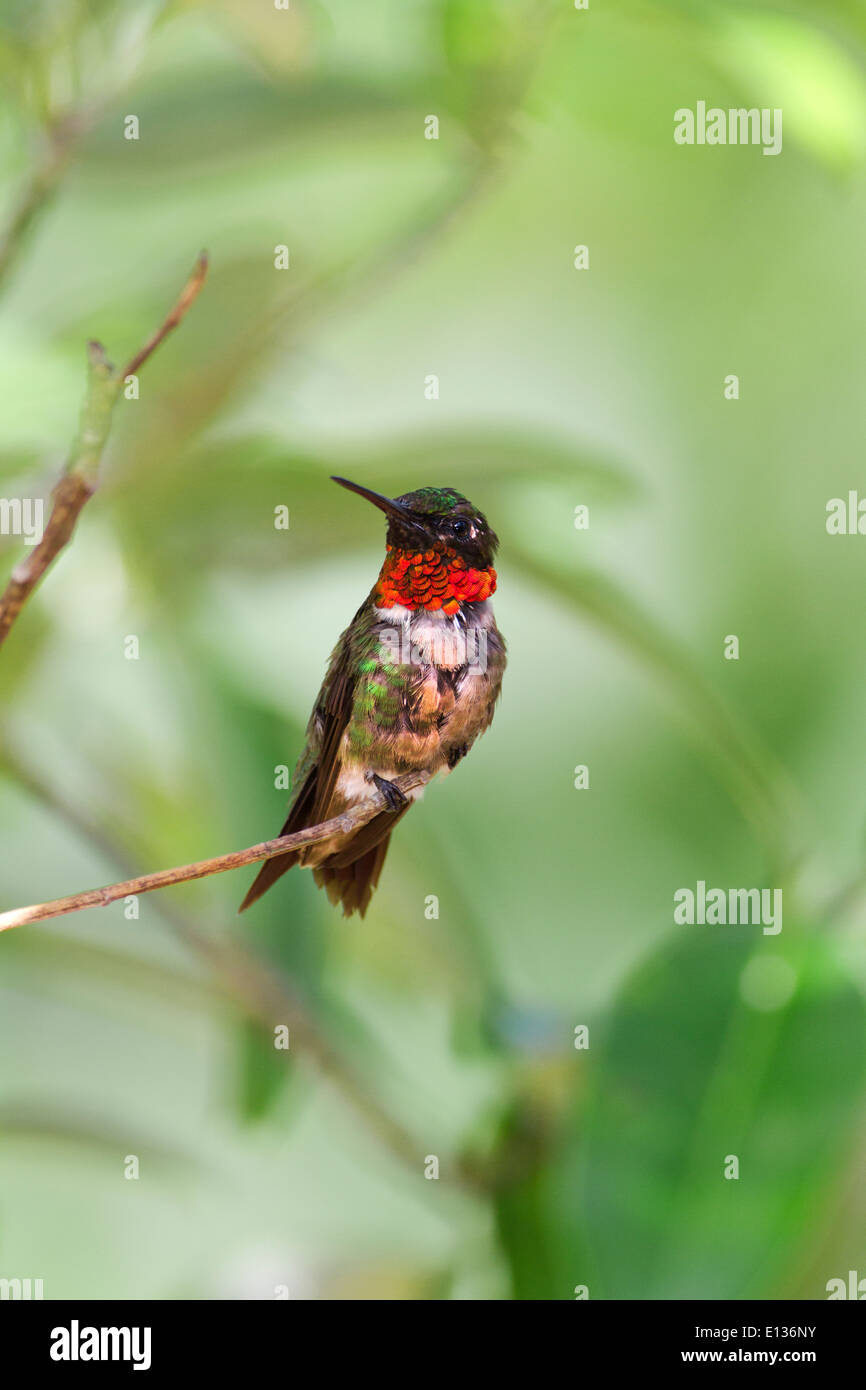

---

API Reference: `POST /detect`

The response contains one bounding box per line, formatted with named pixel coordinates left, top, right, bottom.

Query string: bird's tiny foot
left=371, top=773, right=408, bottom=812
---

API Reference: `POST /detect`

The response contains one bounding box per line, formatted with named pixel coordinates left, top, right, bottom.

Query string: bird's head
left=331, top=477, right=498, bottom=569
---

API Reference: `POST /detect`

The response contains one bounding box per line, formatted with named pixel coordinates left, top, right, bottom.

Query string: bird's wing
left=238, top=607, right=367, bottom=912
left=305, top=608, right=365, bottom=826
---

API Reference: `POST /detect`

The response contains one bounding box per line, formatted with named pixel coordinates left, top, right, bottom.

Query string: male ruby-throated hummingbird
left=239, top=477, right=506, bottom=917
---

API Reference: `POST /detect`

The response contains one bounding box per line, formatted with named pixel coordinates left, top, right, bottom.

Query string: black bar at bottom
left=0, top=1297, right=861, bottom=1373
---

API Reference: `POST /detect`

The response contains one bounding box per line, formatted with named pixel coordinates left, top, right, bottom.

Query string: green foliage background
left=1, top=0, right=865, bottom=1299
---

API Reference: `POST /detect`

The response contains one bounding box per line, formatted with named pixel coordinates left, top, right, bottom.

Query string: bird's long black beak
left=330, top=476, right=429, bottom=539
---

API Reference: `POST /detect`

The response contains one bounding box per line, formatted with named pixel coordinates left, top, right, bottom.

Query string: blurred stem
left=222, top=8, right=562, bottom=411
left=261, top=152, right=494, bottom=346
left=511, top=544, right=808, bottom=876
left=0, top=2, right=175, bottom=296
left=0, top=114, right=82, bottom=294
left=0, top=253, right=207, bottom=650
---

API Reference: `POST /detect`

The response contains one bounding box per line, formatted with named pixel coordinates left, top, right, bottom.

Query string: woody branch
left=0, top=253, right=208, bottom=649
left=0, top=771, right=429, bottom=932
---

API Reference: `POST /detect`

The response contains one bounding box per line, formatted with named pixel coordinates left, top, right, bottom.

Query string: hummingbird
left=239, top=477, right=506, bottom=918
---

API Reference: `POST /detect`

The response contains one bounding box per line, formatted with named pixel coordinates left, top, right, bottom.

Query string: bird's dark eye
left=450, top=518, right=469, bottom=537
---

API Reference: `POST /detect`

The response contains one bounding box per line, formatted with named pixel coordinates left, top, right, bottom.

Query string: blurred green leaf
left=714, top=7, right=866, bottom=173
left=236, top=1016, right=297, bottom=1123
left=552, top=929, right=866, bottom=1298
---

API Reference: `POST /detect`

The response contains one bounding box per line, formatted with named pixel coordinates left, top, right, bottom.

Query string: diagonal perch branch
left=0, top=771, right=429, bottom=932
left=0, top=253, right=208, bottom=650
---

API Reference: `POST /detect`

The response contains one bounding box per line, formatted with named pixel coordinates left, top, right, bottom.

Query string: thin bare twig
left=0, top=253, right=208, bottom=649
left=123, top=252, right=209, bottom=379
left=0, top=770, right=429, bottom=933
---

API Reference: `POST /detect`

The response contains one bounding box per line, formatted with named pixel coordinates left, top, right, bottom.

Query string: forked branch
left=0, top=253, right=208, bottom=649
